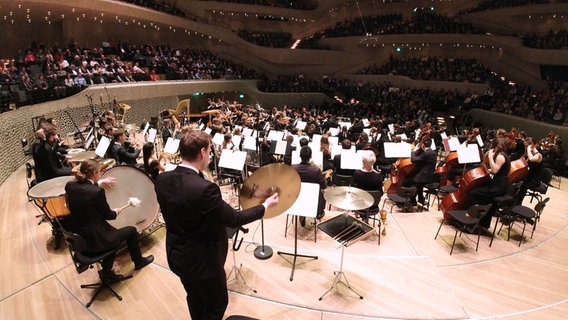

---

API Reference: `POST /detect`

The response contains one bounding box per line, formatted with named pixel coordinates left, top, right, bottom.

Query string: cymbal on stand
left=324, top=187, right=374, bottom=211
left=240, top=163, right=301, bottom=219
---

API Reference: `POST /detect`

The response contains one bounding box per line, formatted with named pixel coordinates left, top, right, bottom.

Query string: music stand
left=218, top=150, right=247, bottom=207
left=278, top=183, right=320, bottom=281
left=226, top=226, right=256, bottom=293
left=317, top=214, right=374, bottom=300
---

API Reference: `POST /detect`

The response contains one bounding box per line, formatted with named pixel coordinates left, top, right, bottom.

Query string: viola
left=386, top=158, right=416, bottom=194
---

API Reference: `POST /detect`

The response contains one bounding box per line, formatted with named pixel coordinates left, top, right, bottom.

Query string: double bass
left=440, top=164, right=491, bottom=219
left=386, top=158, right=416, bottom=194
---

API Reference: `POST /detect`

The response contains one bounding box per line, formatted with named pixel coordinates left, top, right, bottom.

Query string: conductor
left=155, top=130, right=279, bottom=319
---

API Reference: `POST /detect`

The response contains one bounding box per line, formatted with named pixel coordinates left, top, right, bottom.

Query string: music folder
left=456, top=144, right=481, bottom=164
left=383, top=142, right=411, bottom=158
left=163, top=137, right=180, bottom=154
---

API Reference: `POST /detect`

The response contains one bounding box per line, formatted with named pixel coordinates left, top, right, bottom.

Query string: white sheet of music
left=147, top=128, right=157, bottom=143
left=440, top=132, right=448, bottom=140
left=199, top=123, right=205, bottom=131
left=340, top=149, right=361, bottom=170
left=363, top=128, right=371, bottom=135
left=457, top=144, right=481, bottom=164
left=362, top=118, right=370, bottom=127
left=383, top=142, right=412, bottom=158
left=448, top=137, right=460, bottom=152
left=212, top=132, right=225, bottom=145
left=204, top=127, right=212, bottom=135
left=328, top=136, right=339, bottom=147
left=291, top=134, right=301, bottom=147
left=251, top=130, right=258, bottom=138
left=312, top=134, right=322, bottom=145
left=295, top=120, right=307, bottom=130
left=267, top=130, right=284, bottom=141
left=231, top=135, right=242, bottom=149
left=164, top=137, right=180, bottom=154
left=430, top=138, right=436, bottom=151
left=388, top=123, right=394, bottom=133
left=329, top=127, right=340, bottom=136
left=399, top=133, right=408, bottom=141
left=218, top=150, right=247, bottom=170
left=273, top=140, right=288, bottom=155
left=308, top=141, right=321, bottom=152
left=283, top=182, right=319, bottom=218
left=164, top=163, right=177, bottom=172
left=242, top=127, right=253, bottom=137
left=142, top=122, right=150, bottom=137
left=242, top=136, right=257, bottom=151
left=331, top=144, right=342, bottom=158
left=95, top=136, right=111, bottom=158
left=85, top=133, right=95, bottom=150
left=476, top=135, right=484, bottom=147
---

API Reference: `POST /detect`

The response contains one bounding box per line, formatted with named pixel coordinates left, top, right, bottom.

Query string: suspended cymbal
left=68, top=151, right=97, bottom=163
left=324, top=186, right=373, bottom=211
left=240, top=163, right=301, bottom=219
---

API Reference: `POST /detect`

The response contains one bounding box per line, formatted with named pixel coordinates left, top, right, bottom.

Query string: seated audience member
left=65, top=159, right=154, bottom=281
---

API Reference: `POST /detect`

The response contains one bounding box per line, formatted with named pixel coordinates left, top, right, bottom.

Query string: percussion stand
left=226, top=226, right=257, bottom=293
left=318, top=243, right=363, bottom=301
left=277, top=213, right=318, bottom=282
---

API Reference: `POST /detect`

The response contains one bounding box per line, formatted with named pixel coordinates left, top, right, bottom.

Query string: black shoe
left=134, top=255, right=154, bottom=270
left=299, top=216, right=306, bottom=227
left=99, top=270, right=125, bottom=282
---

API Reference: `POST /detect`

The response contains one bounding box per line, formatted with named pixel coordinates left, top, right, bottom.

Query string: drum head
left=101, top=166, right=159, bottom=232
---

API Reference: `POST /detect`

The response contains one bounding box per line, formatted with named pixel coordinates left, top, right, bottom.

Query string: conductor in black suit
left=155, top=130, right=279, bottom=319
left=403, top=139, right=437, bottom=205
left=293, top=146, right=327, bottom=226
left=65, top=159, right=154, bottom=281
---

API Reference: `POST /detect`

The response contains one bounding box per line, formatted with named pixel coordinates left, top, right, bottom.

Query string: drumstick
left=333, top=222, right=357, bottom=241
left=118, top=197, right=142, bottom=211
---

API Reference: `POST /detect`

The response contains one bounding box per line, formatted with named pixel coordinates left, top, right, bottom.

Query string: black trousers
left=100, top=226, right=143, bottom=271
left=180, top=272, right=229, bottom=320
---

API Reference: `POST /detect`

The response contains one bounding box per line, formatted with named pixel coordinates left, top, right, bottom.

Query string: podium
left=277, top=182, right=320, bottom=281
left=317, top=214, right=374, bottom=300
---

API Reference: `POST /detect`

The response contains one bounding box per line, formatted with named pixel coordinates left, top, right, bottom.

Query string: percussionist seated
left=65, top=159, right=154, bottom=281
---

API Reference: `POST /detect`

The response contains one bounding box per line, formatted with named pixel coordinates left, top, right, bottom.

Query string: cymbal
left=324, top=187, right=374, bottom=211
left=240, top=163, right=301, bottom=219
left=68, top=151, right=97, bottom=162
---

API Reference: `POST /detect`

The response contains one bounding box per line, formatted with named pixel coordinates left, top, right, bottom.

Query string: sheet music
left=164, top=163, right=177, bottom=172
left=267, top=130, right=284, bottom=141
left=388, top=123, right=394, bottom=133
left=95, top=136, right=111, bottom=158
left=85, top=133, right=95, bottom=150
left=383, top=142, right=412, bottom=158
left=338, top=121, right=352, bottom=130
left=328, top=136, right=339, bottom=147
left=231, top=135, right=242, bottom=149
left=242, top=136, right=257, bottom=151
left=476, top=135, right=484, bottom=147
left=328, top=127, right=340, bottom=136
left=331, top=144, right=342, bottom=158
left=204, top=127, right=212, bottom=135
left=212, top=132, right=225, bottom=145
left=273, top=140, right=288, bottom=155
left=363, top=128, right=371, bottom=135
left=242, top=127, right=253, bottom=137
left=440, top=132, right=448, bottom=140
left=457, top=144, right=481, bottom=164
left=147, top=128, right=157, bottom=143
left=295, top=120, right=307, bottom=130
left=283, top=182, right=319, bottom=218
left=218, top=150, right=247, bottom=171
left=163, top=137, right=180, bottom=154
left=362, top=118, right=370, bottom=127
left=340, top=149, right=361, bottom=170
left=141, top=122, right=150, bottom=137
left=399, top=133, right=408, bottom=141
left=447, top=137, right=460, bottom=152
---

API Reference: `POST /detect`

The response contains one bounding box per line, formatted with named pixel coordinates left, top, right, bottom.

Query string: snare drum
left=100, top=165, right=159, bottom=232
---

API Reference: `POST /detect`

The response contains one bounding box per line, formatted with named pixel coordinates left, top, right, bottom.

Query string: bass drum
left=100, top=165, right=159, bottom=233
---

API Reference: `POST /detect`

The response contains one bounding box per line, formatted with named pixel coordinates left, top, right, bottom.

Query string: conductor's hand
left=262, top=192, right=279, bottom=210
left=98, top=176, right=116, bottom=189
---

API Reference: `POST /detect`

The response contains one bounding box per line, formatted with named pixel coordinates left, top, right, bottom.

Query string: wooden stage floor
left=1, top=164, right=567, bottom=319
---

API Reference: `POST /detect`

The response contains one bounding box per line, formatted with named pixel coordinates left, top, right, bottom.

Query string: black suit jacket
left=112, top=142, right=140, bottom=165
left=410, top=148, right=437, bottom=184
left=65, top=179, right=120, bottom=253
left=155, top=166, right=265, bottom=280
left=32, top=139, right=71, bottom=183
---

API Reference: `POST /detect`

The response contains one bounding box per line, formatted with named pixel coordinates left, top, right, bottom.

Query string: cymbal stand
left=318, top=243, right=363, bottom=301
left=277, top=215, right=318, bottom=281
left=227, top=227, right=256, bottom=293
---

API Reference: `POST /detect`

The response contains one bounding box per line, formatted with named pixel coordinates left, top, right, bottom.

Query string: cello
left=386, top=158, right=416, bottom=194
left=436, top=151, right=459, bottom=186
left=440, top=164, right=491, bottom=219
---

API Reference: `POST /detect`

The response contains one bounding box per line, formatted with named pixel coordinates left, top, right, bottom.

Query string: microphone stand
left=64, top=109, right=86, bottom=146
left=85, top=94, right=100, bottom=147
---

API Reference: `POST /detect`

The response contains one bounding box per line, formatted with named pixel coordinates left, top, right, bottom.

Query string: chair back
left=397, top=186, right=416, bottom=199
left=467, top=204, right=492, bottom=219
left=60, top=228, right=92, bottom=274
left=508, top=180, right=523, bottom=197
left=332, top=174, right=353, bottom=187
left=540, top=168, right=553, bottom=185
left=366, top=190, right=383, bottom=210
left=534, top=197, right=550, bottom=216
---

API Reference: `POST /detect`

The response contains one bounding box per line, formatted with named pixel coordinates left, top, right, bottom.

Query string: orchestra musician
left=65, top=159, right=154, bottom=282
left=463, top=137, right=511, bottom=231
left=155, top=130, right=279, bottom=319
left=403, top=139, right=437, bottom=206
left=293, top=145, right=327, bottom=226
left=352, top=151, right=384, bottom=223
left=516, top=138, right=543, bottom=205
left=32, top=124, right=71, bottom=183
left=111, top=129, right=141, bottom=166
left=142, top=142, right=166, bottom=180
